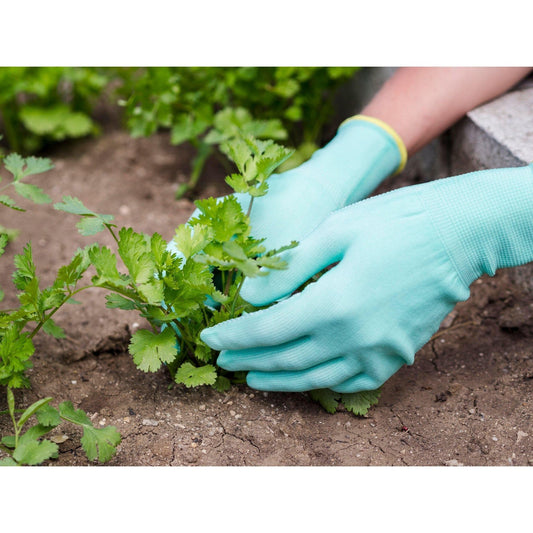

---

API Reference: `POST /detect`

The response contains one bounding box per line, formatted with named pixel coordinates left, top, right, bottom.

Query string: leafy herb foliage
left=0, top=153, right=120, bottom=465
left=0, top=67, right=109, bottom=154
left=117, top=67, right=359, bottom=196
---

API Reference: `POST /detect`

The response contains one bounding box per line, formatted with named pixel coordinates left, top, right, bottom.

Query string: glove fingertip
left=215, top=350, right=232, bottom=370
left=246, top=371, right=268, bottom=391
left=199, top=327, right=222, bottom=350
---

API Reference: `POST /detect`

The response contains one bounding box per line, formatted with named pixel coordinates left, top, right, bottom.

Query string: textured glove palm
left=201, top=164, right=533, bottom=393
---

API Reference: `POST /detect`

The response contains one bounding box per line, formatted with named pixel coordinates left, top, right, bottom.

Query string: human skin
left=362, top=67, right=533, bottom=156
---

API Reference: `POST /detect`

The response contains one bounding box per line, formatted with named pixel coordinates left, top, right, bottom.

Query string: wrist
left=340, top=115, right=408, bottom=175
left=306, top=115, right=407, bottom=207
left=420, top=165, right=533, bottom=287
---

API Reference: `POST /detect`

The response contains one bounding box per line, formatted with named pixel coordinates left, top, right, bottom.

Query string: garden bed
left=1, top=126, right=532, bottom=466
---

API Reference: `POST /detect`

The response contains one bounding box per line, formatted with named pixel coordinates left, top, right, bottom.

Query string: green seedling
left=0, top=153, right=120, bottom=465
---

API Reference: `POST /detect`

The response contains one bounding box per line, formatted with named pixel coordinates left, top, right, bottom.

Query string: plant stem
left=230, top=275, right=246, bottom=318
left=29, top=285, right=93, bottom=339
left=0, top=107, right=22, bottom=154
left=106, top=224, right=120, bottom=245
left=223, top=268, right=234, bottom=296
left=246, top=197, right=254, bottom=218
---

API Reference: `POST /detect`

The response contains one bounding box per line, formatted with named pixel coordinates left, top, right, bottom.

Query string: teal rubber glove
left=201, top=164, right=533, bottom=393
left=241, top=115, right=406, bottom=250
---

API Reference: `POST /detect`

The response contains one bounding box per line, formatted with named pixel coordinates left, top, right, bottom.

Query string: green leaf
left=12, top=242, right=36, bottom=290
left=3, top=153, right=25, bottom=180
left=191, top=196, right=248, bottom=242
left=129, top=327, right=178, bottom=372
left=88, top=245, right=129, bottom=289
left=170, top=114, right=209, bottom=145
left=54, top=196, right=115, bottom=236
left=17, top=397, right=53, bottom=428
left=340, top=389, right=381, bottom=416
left=172, top=224, right=210, bottom=260
left=118, top=227, right=154, bottom=285
left=212, top=375, right=231, bottom=392
left=0, top=328, right=34, bottom=388
left=36, top=404, right=61, bottom=427
left=194, top=340, right=213, bottom=363
left=105, top=294, right=136, bottom=310
left=1, top=435, right=15, bottom=448
left=13, top=182, right=51, bottom=204
left=0, top=195, right=25, bottom=211
left=224, top=173, right=249, bottom=194
left=222, top=240, right=248, bottom=261
left=62, top=112, right=94, bottom=137
left=0, top=457, right=18, bottom=466
left=3, top=153, right=53, bottom=181
left=0, top=234, right=7, bottom=255
left=76, top=216, right=110, bottom=236
left=20, top=105, right=93, bottom=140
left=12, top=434, right=58, bottom=465
left=54, top=252, right=87, bottom=288
left=7, top=387, right=15, bottom=419
left=22, top=156, right=54, bottom=176
left=42, top=318, right=66, bottom=339
left=54, top=195, right=97, bottom=216
left=175, top=362, right=217, bottom=388
left=59, top=401, right=121, bottom=463
left=308, top=389, right=339, bottom=414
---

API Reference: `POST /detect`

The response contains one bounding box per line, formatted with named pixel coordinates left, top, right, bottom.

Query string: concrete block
left=451, top=85, right=533, bottom=174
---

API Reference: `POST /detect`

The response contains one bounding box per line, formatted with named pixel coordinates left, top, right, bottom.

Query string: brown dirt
left=1, top=127, right=532, bottom=466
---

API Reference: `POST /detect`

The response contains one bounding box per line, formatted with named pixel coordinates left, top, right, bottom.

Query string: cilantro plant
left=0, top=153, right=121, bottom=465
left=0, top=393, right=120, bottom=466
left=0, top=67, right=110, bottom=154
left=56, top=134, right=380, bottom=416
left=116, top=67, right=359, bottom=197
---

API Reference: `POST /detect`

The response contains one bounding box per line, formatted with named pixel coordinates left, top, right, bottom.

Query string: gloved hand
left=201, top=164, right=533, bottom=393
left=241, top=115, right=406, bottom=250
left=167, top=115, right=406, bottom=258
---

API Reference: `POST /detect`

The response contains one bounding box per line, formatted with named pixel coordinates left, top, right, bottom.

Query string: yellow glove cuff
left=340, top=115, right=408, bottom=175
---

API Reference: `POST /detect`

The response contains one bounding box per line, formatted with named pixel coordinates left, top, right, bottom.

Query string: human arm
left=362, top=67, right=533, bottom=156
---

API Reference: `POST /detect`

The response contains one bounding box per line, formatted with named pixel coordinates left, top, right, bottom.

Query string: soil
left=1, top=125, right=532, bottom=467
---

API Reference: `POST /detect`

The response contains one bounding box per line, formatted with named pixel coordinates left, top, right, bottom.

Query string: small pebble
left=142, top=419, right=159, bottom=426
left=50, top=434, right=69, bottom=444
left=119, top=205, right=131, bottom=215
left=517, top=431, right=528, bottom=443
left=71, top=380, right=77, bottom=385
left=444, top=459, right=464, bottom=466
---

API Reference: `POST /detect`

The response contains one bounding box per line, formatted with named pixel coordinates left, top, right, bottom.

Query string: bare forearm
left=362, top=67, right=533, bottom=156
